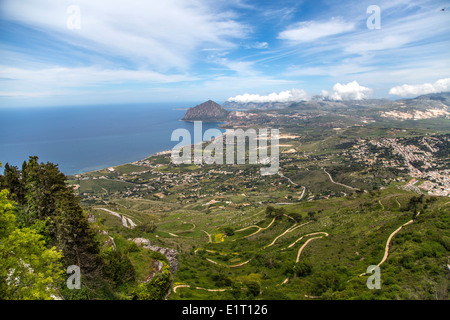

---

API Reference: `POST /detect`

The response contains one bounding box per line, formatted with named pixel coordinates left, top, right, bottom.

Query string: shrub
left=245, top=280, right=261, bottom=298
left=102, top=249, right=136, bottom=287
left=293, top=260, right=313, bottom=277
left=132, top=264, right=171, bottom=300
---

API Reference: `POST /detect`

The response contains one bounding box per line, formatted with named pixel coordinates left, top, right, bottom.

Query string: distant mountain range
left=183, top=92, right=450, bottom=122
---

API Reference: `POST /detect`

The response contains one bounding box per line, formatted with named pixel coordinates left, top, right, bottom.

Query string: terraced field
left=87, top=186, right=449, bottom=300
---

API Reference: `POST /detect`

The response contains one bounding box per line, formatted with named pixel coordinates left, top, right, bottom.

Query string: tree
left=23, top=157, right=67, bottom=224
left=0, top=189, right=63, bottom=300
left=1, top=157, right=105, bottom=293
left=132, top=264, right=171, bottom=300
left=308, top=211, right=317, bottom=221
left=53, top=189, right=103, bottom=286
left=293, top=260, right=313, bottom=277
left=223, top=226, right=234, bottom=236
left=230, top=282, right=242, bottom=299
left=289, top=212, right=303, bottom=223
left=102, top=248, right=136, bottom=288
left=2, top=163, right=25, bottom=203
left=265, top=206, right=275, bottom=217
left=245, top=280, right=261, bottom=298
left=0, top=161, right=3, bottom=187
left=265, top=206, right=286, bottom=218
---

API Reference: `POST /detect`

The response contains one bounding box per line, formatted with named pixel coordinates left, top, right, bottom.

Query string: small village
left=348, top=135, right=449, bottom=197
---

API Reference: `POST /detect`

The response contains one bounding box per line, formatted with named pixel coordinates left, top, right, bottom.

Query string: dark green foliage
left=211, top=273, right=232, bottom=287
left=1, top=163, right=26, bottom=203
left=265, top=206, right=286, bottom=217
left=132, top=264, right=171, bottom=300
left=308, top=211, right=317, bottom=221
left=0, top=156, right=106, bottom=296
left=245, top=280, right=261, bottom=298
left=289, top=212, right=303, bottom=223
left=53, top=188, right=104, bottom=286
left=308, top=266, right=350, bottom=296
left=293, top=260, right=313, bottom=277
left=222, top=226, right=235, bottom=236
left=230, top=282, right=242, bottom=299
left=102, top=249, right=136, bottom=287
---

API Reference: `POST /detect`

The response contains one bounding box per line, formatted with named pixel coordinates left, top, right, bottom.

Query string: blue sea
left=0, top=102, right=224, bottom=175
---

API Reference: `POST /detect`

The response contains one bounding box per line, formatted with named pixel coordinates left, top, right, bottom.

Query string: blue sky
left=0, top=0, right=449, bottom=107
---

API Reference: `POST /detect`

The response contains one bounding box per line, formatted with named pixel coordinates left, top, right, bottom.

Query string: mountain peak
left=182, top=100, right=229, bottom=122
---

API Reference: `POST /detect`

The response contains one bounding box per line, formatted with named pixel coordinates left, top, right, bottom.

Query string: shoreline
left=70, top=122, right=229, bottom=177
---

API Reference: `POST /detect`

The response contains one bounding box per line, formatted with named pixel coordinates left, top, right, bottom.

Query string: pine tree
left=54, top=189, right=103, bottom=286
left=1, top=157, right=106, bottom=295
left=2, top=163, right=25, bottom=203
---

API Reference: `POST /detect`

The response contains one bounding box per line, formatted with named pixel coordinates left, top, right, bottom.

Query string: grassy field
left=86, top=185, right=449, bottom=300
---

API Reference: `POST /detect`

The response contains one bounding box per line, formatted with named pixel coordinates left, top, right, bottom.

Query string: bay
left=0, top=102, right=224, bottom=175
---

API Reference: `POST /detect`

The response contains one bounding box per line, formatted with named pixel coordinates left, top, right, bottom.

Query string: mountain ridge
left=182, top=100, right=230, bottom=122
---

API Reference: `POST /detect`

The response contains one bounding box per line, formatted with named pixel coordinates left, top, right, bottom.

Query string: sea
left=0, top=102, right=224, bottom=175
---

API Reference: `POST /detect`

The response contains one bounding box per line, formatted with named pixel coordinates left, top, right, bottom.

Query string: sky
left=0, top=0, right=449, bottom=107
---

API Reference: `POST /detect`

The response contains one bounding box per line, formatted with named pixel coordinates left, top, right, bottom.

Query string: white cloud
left=278, top=17, right=354, bottom=43
left=388, top=78, right=450, bottom=97
left=344, top=35, right=411, bottom=55
left=321, top=81, right=373, bottom=100
left=0, top=65, right=197, bottom=99
left=0, top=0, right=248, bottom=70
left=244, top=41, right=269, bottom=49
left=211, top=57, right=258, bottom=76
left=227, top=88, right=310, bottom=103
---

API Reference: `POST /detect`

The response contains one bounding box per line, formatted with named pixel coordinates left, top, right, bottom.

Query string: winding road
left=323, top=168, right=359, bottom=191
left=234, top=216, right=277, bottom=239
left=295, top=234, right=328, bottom=263
left=264, top=220, right=311, bottom=248
left=359, top=212, right=420, bottom=276
left=281, top=232, right=329, bottom=284
left=202, top=230, right=212, bottom=243
left=173, top=284, right=229, bottom=293
left=278, top=172, right=298, bottom=186
left=377, top=213, right=419, bottom=267
left=185, top=214, right=329, bottom=292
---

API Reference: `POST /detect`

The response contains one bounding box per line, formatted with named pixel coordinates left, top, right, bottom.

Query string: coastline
left=69, top=121, right=229, bottom=177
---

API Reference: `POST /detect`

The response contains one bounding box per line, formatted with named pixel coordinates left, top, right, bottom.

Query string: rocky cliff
left=182, top=100, right=229, bottom=121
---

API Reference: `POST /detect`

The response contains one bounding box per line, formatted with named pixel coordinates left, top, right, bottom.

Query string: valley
left=66, top=93, right=450, bottom=300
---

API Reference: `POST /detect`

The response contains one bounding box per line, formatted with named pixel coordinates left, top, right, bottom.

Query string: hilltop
left=182, top=100, right=229, bottom=122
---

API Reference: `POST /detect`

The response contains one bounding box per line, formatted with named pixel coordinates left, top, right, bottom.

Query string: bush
left=266, top=206, right=285, bottom=217
left=289, top=212, right=303, bottom=223
left=293, top=260, right=313, bottom=277
left=102, top=249, right=136, bottom=287
left=136, top=221, right=157, bottom=233
left=132, top=264, right=171, bottom=300
left=222, top=226, right=234, bottom=236
left=420, top=241, right=446, bottom=258
left=211, top=273, right=232, bottom=287
left=308, top=267, right=349, bottom=296
left=245, top=280, right=261, bottom=298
